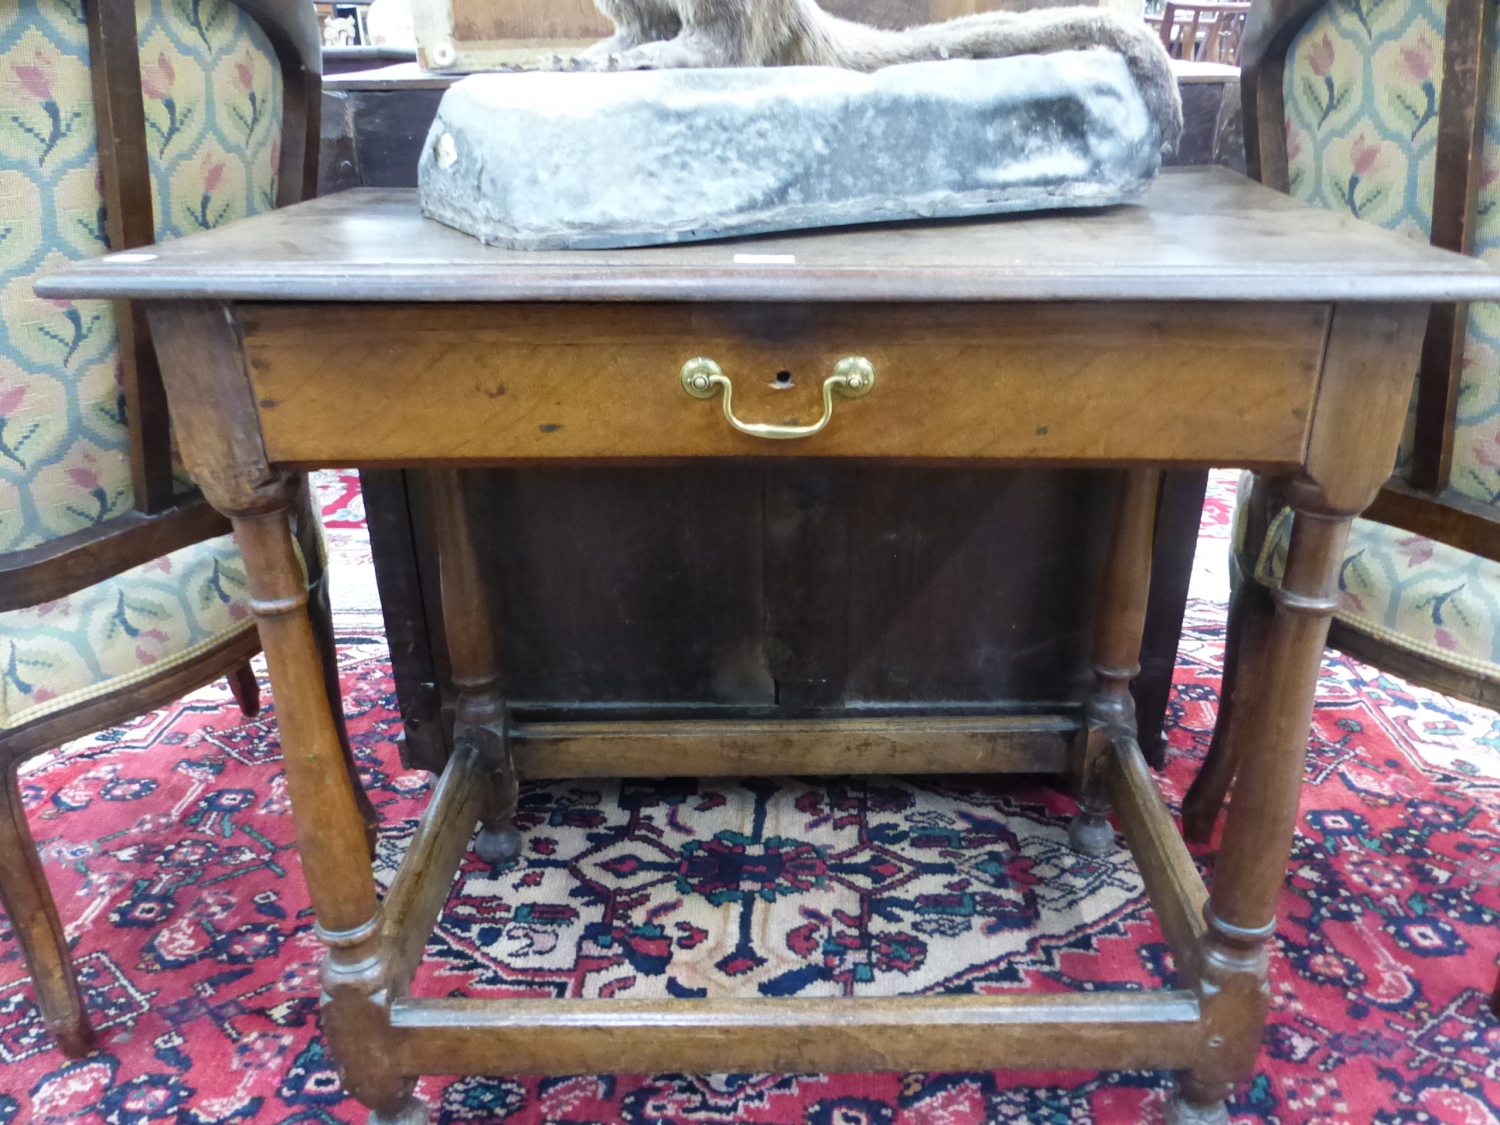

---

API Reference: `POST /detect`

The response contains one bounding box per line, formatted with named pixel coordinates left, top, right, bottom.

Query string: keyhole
left=775, top=370, right=794, bottom=387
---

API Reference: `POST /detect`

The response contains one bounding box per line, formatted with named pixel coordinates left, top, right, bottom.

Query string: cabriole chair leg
left=0, top=759, right=96, bottom=1057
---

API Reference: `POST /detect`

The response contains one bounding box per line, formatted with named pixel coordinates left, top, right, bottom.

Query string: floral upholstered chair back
left=0, top=0, right=283, bottom=728
left=1242, top=0, right=1500, bottom=691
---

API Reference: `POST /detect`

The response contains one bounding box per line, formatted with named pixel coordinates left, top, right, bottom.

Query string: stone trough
left=418, top=53, right=1163, bottom=250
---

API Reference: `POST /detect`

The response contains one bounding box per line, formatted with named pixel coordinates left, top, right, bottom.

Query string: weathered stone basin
left=418, top=53, right=1162, bottom=250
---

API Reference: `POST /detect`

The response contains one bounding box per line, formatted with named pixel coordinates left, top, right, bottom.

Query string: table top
left=38, top=166, right=1500, bottom=305
left=1167, top=60, right=1240, bottom=82
left=322, top=60, right=455, bottom=90
left=322, top=58, right=1241, bottom=89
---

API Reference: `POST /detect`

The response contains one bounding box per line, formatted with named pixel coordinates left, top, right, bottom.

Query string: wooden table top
left=39, top=166, right=1500, bottom=305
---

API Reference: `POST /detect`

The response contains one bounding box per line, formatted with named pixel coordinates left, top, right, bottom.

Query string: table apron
left=237, top=300, right=1330, bottom=467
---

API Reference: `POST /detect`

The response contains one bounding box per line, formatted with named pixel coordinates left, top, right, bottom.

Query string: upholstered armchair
left=1182, top=0, right=1500, bottom=831
left=1, top=0, right=374, bottom=1058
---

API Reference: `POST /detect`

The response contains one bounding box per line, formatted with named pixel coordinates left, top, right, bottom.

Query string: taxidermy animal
left=564, top=1, right=1183, bottom=151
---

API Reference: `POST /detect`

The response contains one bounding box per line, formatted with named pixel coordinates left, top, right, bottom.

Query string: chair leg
left=294, top=476, right=382, bottom=857
left=226, top=660, right=261, bottom=718
left=0, top=760, right=96, bottom=1057
left=1181, top=572, right=1275, bottom=843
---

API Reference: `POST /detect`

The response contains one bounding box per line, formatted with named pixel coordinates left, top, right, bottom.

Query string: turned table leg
left=1069, top=468, right=1160, bottom=856
left=144, top=301, right=424, bottom=1122
left=236, top=501, right=424, bottom=1124
left=1170, top=302, right=1428, bottom=1119
left=1169, top=504, right=1350, bottom=1124
left=430, top=469, right=522, bottom=864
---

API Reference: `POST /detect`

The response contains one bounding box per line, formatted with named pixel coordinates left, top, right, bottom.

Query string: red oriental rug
left=4, top=472, right=1500, bottom=1124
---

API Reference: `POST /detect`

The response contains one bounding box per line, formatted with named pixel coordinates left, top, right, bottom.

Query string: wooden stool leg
left=1181, top=570, right=1275, bottom=842
left=1069, top=469, right=1160, bottom=856
left=1170, top=507, right=1350, bottom=1124
left=235, top=501, right=422, bottom=1123
left=430, top=469, right=521, bottom=864
left=0, top=759, right=96, bottom=1058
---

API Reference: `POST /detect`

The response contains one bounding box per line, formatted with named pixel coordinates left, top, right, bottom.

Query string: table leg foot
left=51, top=1015, right=98, bottom=1059
left=1165, top=1094, right=1228, bottom=1125
left=1066, top=804, right=1115, bottom=856
left=368, top=1094, right=429, bottom=1125
left=476, top=820, right=522, bottom=864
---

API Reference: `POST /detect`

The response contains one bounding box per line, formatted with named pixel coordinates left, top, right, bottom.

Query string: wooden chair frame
left=1157, top=2, right=1252, bottom=66
left=1181, top=0, right=1500, bottom=1011
left=1184, top=0, right=1499, bottom=843
left=0, top=0, right=375, bottom=1060
left=1244, top=0, right=1496, bottom=490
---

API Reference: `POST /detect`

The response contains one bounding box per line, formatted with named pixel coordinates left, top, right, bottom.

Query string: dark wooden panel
left=837, top=467, right=1113, bottom=705
left=761, top=467, right=1114, bottom=711
left=763, top=467, right=852, bottom=709
left=395, top=466, right=1133, bottom=715
left=463, top=466, right=773, bottom=707
left=361, top=469, right=452, bottom=771
left=318, top=91, right=362, bottom=197
left=369, top=462, right=1204, bottom=768
left=346, top=88, right=448, bottom=188
left=509, top=714, right=1077, bottom=776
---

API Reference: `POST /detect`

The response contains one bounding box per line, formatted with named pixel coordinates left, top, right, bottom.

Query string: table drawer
left=240, top=301, right=1329, bottom=467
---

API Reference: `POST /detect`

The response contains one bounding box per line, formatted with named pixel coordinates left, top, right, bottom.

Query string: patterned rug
left=5, top=472, right=1500, bottom=1124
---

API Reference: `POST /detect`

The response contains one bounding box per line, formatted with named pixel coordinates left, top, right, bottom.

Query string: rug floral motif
left=4, top=474, right=1500, bottom=1124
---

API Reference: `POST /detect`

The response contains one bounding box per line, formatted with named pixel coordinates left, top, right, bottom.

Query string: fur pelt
left=563, top=1, right=1183, bottom=152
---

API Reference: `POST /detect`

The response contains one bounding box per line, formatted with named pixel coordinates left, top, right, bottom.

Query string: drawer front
left=241, top=301, right=1328, bottom=467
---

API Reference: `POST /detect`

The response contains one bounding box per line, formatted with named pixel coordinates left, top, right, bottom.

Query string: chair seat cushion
left=0, top=533, right=253, bottom=729
left=1247, top=500, right=1500, bottom=683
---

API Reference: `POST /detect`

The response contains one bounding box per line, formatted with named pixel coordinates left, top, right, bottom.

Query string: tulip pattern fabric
left=1283, top=0, right=1444, bottom=239
left=1243, top=0, right=1500, bottom=685
left=0, top=0, right=282, bottom=728
left=2, top=0, right=282, bottom=552
left=4, top=475, right=1500, bottom=1123
left=0, top=536, right=252, bottom=729
left=1254, top=500, right=1500, bottom=682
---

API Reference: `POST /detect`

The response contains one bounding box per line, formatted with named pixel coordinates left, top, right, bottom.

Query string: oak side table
left=39, top=165, right=1500, bottom=1125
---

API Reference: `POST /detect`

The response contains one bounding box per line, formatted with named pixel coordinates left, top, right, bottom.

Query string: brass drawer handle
left=679, top=356, right=875, bottom=440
